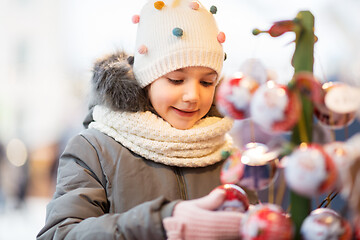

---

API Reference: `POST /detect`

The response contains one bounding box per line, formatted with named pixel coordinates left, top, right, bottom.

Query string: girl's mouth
left=172, top=107, right=198, bottom=117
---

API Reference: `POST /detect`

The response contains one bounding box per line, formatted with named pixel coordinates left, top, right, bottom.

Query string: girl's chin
left=167, top=117, right=198, bottom=130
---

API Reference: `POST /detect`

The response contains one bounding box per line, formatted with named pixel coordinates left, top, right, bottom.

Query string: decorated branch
left=214, top=10, right=360, bottom=240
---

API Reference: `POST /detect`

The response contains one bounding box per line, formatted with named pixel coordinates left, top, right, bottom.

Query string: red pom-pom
left=217, top=32, right=226, bottom=43
left=138, top=45, right=148, bottom=54
left=132, top=15, right=140, bottom=24
left=189, top=1, right=199, bottom=10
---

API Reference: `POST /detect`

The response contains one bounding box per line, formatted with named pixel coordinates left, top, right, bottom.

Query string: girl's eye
left=200, top=81, right=215, bottom=87
left=168, top=78, right=184, bottom=85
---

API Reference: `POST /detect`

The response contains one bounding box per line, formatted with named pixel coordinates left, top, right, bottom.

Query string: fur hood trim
left=84, top=52, right=150, bottom=128
left=89, top=51, right=149, bottom=113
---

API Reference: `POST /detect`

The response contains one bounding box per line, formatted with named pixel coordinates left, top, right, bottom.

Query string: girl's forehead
left=169, top=66, right=217, bottom=75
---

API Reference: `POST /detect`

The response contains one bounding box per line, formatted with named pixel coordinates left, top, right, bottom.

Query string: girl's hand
left=163, top=189, right=242, bottom=240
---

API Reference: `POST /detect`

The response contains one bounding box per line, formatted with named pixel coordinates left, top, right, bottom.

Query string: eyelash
left=167, top=79, right=214, bottom=87
left=168, top=79, right=183, bottom=85
left=200, top=81, right=214, bottom=87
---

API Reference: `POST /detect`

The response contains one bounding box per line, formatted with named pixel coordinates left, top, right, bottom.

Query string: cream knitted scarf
left=89, top=105, right=234, bottom=167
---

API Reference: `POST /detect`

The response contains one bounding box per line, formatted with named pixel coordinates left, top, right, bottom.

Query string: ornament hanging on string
left=250, top=81, right=301, bottom=133
left=216, top=72, right=259, bottom=119
left=215, top=184, right=250, bottom=213
left=221, top=143, right=279, bottom=191
left=283, top=143, right=338, bottom=197
left=300, top=208, right=352, bottom=240
left=314, top=82, right=357, bottom=129
left=240, top=203, right=294, bottom=240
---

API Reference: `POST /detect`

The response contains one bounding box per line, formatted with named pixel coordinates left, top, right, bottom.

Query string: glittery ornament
left=314, top=82, right=356, bottom=129
left=284, top=143, right=338, bottom=197
left=301, top=208, right=352, bottom=240
left=325, top=82, right=360, bottom=114
left=216, top=72, right=259, bottom=119
left=241, top=203, right=293, bottom=240
left=237, top=142, right=279, bottom=191
left=250, top=81, right=301, bottom=133
left=215, top=184, right=249, bottom=213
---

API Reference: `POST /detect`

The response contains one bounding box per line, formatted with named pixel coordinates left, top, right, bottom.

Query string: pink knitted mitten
left=163, top=189, right=243, bottom=240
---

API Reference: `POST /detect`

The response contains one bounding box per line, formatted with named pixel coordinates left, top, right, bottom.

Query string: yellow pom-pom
left=154, top=1, right=165, bottom=10
left=172, top=0, right=181, bottom=7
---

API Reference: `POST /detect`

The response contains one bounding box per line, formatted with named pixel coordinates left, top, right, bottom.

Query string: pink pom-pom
left=138, top=45, right=148, bottom=54
left=217, top=32, right=226, bottom=43
left=132, top=15, right=140, bottom=24
left=189, top=1, right=199, bottom=10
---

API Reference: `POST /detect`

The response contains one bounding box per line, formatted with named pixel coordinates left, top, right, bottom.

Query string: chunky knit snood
left=89, top=105, right=234, bottom=167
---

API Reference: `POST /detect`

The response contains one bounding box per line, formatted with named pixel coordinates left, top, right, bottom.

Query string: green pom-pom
left=172, top=27, right=183, bottom=37
left=221, top=150, right=231, bottom=160
left=210, top=5, right=217, bottom=14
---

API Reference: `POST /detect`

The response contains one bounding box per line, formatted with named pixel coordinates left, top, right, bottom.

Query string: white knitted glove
left=163, top=189, right=243, bottom=240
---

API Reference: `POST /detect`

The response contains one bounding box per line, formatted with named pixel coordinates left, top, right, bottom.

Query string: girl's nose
left=182, top=81, right=200, bottom=103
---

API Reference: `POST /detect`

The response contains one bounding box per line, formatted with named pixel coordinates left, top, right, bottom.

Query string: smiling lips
left=172, top=107, right=199, bottom=117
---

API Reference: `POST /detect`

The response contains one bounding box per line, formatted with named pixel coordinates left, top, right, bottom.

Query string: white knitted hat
left=132, top=0, right=226, bottom=88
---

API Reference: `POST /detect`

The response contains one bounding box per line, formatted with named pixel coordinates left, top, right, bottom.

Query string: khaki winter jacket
left=37, top=128, right=257, bottom=240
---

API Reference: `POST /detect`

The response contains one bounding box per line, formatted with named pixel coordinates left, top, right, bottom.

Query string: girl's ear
left=90, top=51, right=148, bottom=112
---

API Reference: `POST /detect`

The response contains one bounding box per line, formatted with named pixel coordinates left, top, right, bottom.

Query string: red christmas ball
left=216, top=73, right=259, bottom=119
left=241, top=203, right=293, bottom=240
left=215, top=184, right=249, bottom=213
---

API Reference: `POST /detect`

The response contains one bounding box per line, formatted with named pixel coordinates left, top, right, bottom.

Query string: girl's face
left=148, top=66, right=217, bottom=130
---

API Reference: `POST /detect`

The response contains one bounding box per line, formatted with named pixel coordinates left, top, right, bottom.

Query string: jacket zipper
left=173, top=167, right=188, bottom=200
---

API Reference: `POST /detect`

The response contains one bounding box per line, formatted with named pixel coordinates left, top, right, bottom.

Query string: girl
left=37, top=0, right=257, bottom=239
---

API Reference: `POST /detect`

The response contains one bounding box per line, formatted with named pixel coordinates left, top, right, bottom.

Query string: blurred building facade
left=0, top=0, right=87, bottom=202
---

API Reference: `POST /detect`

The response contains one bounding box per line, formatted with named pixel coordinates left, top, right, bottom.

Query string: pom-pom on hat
left=133, top=0, right=225, bottom=88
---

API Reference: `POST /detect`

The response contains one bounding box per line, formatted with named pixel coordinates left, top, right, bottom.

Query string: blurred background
left=0, top=0, right=360, bottom=239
